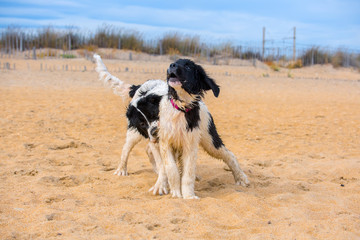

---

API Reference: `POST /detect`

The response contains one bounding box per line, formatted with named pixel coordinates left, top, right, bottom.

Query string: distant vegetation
left=1, top=24, right=359, bottom=69
left=299, top=47, right=359, bottom=68
left=60, top=53, right=76, bottom=59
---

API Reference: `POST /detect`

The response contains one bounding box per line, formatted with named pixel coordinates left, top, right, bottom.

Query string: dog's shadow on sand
left=124, top=161, right=286, bottom=198
left=193, top=163, right=249, bottom=198
left=193, top=160, right=290, bottom=198
left=131, top=168, right=155, bottom=176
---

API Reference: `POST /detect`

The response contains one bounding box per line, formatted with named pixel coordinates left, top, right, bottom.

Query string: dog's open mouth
left=168, top=73, right=182, bottom=87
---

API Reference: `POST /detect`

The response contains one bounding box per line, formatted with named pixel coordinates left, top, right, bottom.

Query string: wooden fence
left=0, top=60, right=249, bottom=80
left=0, top=61, right=170, bottom=74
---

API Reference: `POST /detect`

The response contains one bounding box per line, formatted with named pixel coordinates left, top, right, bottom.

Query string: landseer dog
left=94, top=54, right=249, bottom=199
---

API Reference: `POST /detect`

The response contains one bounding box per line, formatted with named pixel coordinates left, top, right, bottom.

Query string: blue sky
left=1, top=0, right=359, bottom=50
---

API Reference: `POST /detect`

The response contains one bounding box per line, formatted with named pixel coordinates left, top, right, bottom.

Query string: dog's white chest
left=159, top=100, right=196, bottom=149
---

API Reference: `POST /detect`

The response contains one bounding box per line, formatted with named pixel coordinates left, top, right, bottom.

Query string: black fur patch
left=208, top=113, right=224, bottom=149
left=136, top=94, right=162, bottom=121
left=129, top=85, right=141, bottom=98
left=126, top=94, right=163, bottom=138
left=126, top=105, right=149, bottom=138
left=185, top=102, right=200, bottom=131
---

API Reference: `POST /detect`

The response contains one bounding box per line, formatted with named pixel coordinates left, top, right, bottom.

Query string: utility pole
left=20, top=33, right=23, bottom=52
left=293, top=27, right=296, bottom=62
left=262, top=27, right=265, bottom=60
left=68, top=34, right=71, bottom=51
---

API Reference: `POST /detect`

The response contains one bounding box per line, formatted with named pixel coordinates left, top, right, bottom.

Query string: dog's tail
left=94, top=54, right=133, bottom=101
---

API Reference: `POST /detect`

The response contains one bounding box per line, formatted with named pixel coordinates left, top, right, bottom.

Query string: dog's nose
left=150, top=126, right=158, bottom=137
left=170, top=63, right=177, bottom=69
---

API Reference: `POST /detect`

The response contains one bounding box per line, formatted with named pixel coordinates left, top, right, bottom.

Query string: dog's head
left=126, top=94, right=162, bottom=139
left=167, top=59, right=220, bottom=99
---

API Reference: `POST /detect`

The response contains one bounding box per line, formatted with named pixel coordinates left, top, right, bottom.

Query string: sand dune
left=0, top=58, right=360, bottom=239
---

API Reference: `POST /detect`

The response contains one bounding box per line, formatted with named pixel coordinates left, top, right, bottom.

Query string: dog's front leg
left=160, top=143, right=181, bottom=198
left=181, top=149, right=199, bottom=199
left=146, top=143, right=158, bottom=174
left=148, top=142, right=168, bottom=195
left=114, top=129, right=142, bottom=176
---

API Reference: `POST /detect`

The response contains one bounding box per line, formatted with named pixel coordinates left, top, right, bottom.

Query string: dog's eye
left=185, top=65, right=191, bottom=71
left=140, top=122, right=147, bottom=128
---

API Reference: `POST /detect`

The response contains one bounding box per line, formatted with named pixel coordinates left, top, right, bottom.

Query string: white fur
left=132, top=80, right=168, bottom=102
left=159, top=99, right=201, bottom=198
left=94, top=54, right=132, bottom=100
left=114, top=128, right=142, bottom=176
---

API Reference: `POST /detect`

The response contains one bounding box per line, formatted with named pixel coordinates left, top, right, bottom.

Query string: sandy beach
left=1, top=56, right=360, bottom=239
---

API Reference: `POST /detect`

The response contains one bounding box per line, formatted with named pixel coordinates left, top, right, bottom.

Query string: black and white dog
left=94, top=54, right=249, bottom=198
left=94, top=54, right=168, bottom=194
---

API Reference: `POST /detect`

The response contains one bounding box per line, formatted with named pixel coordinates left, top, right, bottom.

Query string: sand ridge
left=0, top=58, right=360, bottom=239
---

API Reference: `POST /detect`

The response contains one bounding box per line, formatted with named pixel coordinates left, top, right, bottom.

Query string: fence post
left=293, top=27, right=296, bottom=62
left=33, top=47, right=36, bottom=60
left=20, top=33, right=23, bottom=52
left=68, top=34, right=71, bottom=51
left=262, top=27, right=265, bottom=60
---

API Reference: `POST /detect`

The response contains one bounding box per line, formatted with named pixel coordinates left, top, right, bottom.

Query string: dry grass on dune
left=0, top=58, right=360, bottom=239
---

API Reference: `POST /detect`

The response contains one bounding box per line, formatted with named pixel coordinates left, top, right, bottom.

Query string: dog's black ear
left=204, top=76, right=220, bottom=97
left=197, top=64, right=220, bottom=97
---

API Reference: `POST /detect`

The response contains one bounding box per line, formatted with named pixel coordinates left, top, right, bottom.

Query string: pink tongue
left=169, top=78, right=181, bottom=86
left=169, top=78, right=180, bottom=83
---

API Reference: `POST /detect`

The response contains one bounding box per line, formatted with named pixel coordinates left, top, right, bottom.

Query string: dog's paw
left=183, top=195, right=200, bottom=200
left=236, top=176, right=250, bottom=187
left=170, top=190, right=182, bottom=198
left=149, top=181, right=168, bottom=196
left=114, top=168, right=128, bottom=176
